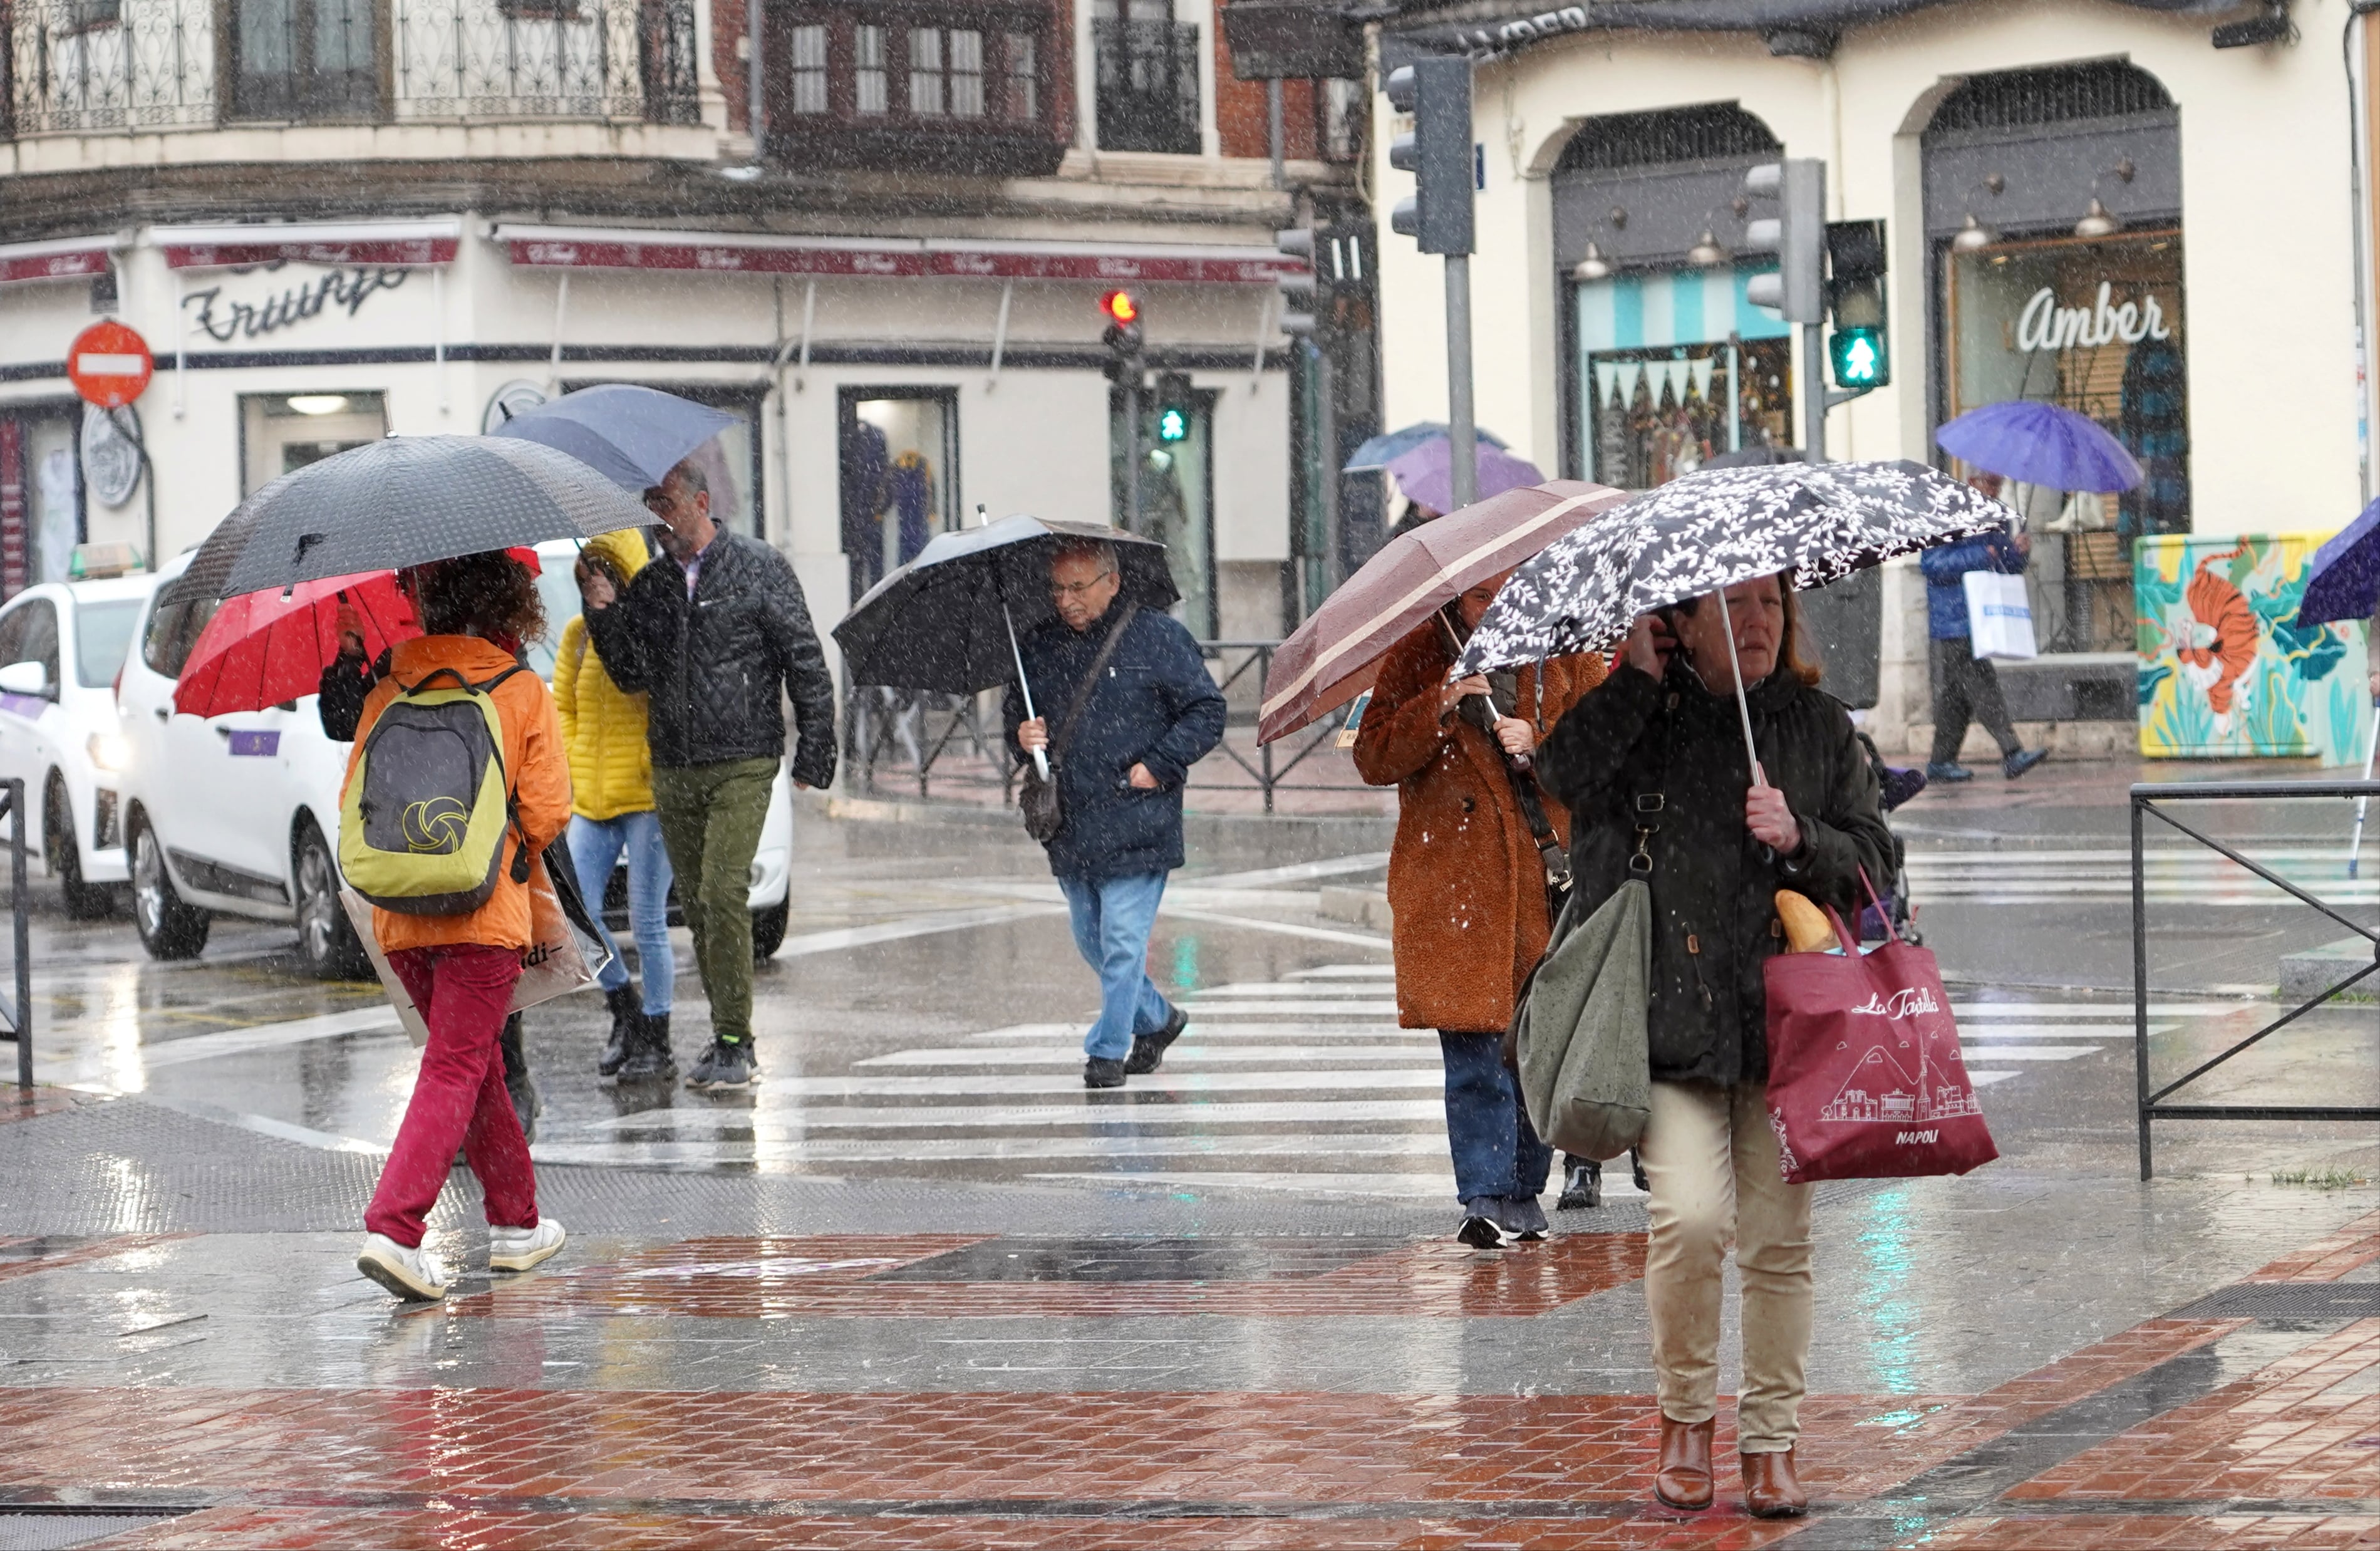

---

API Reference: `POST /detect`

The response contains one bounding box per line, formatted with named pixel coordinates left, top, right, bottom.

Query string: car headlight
left=86, top=732, right=132, bottom=772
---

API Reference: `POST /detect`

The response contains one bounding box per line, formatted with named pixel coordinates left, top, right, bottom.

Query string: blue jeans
left=1058, top=871, right=1176, bottom=1061
left=1440, top=1031, right=1551, bottom=1205
left=567, top=811, right=675, bottom=1016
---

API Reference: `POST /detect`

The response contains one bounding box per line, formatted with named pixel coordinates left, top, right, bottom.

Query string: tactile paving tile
left=2168, top=1283, right=2380, bottom=1320
left=0, top=1511, right=190, bottom=1551
left=457, top=1233, right=1649, bottom=1319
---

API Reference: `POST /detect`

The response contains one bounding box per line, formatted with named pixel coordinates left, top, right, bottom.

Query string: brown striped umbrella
left=1257, top=479, right=1628, bottom=744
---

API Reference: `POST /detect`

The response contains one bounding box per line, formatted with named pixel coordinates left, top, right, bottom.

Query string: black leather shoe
left=1083, top=1057, right=1127, bottom=1089
left=1124, top=1006, right=1189, bottom=1075
left=1556, top=1158, right=1602, bottom=1211
left=1925, top=761, right=1974, bottom=783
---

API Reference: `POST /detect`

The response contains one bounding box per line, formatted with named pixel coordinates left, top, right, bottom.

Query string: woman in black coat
left=1537, top=573, right=1893, bottom=1521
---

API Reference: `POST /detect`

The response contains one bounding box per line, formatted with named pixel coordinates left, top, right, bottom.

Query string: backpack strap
left=1047, top=604, right=1140, bottom=766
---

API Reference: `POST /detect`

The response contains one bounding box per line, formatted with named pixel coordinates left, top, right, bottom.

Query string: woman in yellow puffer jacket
left=556, top=527, right=678, bottom=1082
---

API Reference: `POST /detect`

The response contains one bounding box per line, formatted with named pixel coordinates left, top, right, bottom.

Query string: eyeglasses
left=1050, top=571, right=1115, bottom=600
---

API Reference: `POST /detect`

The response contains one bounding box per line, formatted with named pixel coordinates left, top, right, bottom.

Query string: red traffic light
left=1099, top=289, right=1139, bottom=326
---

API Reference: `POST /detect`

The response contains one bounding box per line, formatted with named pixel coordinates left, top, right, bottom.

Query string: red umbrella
left=1257, top=480, right=1627, bottom=744
left=172, top=548, right=545, bottom=718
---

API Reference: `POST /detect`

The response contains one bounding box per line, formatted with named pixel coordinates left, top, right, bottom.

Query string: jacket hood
left=586, top=527, right=653, bottom=582
left=388, top=634, right=524, bottom=685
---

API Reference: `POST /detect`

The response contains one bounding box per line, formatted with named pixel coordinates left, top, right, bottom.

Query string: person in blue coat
left=1004, top=538, right=1228, bottom=1088
left=1917, top=472, right=2048, bottom=783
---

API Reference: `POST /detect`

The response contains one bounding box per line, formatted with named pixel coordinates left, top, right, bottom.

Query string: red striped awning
left=0, top=234, right=127, bottom=286
left=490, top=224, right=1300, bottom=284
left=155, top=220, right=462, bottom=270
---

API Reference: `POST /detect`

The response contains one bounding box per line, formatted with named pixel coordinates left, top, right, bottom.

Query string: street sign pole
left=1803, top=319, right=1826, bottom=464
left=1123, top=379, right=1142, bottom=536
left=1446, top=253, right=1476, bottom=509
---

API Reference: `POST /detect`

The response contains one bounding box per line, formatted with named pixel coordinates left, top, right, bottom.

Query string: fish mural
left=2137, top=534, right=2369, bottom=764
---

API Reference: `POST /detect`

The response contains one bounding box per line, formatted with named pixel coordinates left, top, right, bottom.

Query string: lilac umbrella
left=2295, top=497, right=2380, bottom=873
left=1387, top=441, right=1545, bottom=513
left=1935, top=400, right=2143, bottom=494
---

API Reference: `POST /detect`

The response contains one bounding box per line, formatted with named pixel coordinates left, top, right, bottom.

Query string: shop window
left=1110, top=386, right=1214, bottom=638
left=839, top=389, right=959, bottom=603
left=0, top=410, right=87, bottom=596
left=240, top=392, right=388, bottom=497
left=1571, top=269, right=1793, bottom=490
left=1945, top=231, right=2186, bottom=655
left=788, top=24, right=829, bottom=114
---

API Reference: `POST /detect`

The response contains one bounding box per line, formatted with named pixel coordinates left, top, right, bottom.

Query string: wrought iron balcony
left=0, top=0, right=699, bottom=137
left=1092, top=17, right=1198, bottom=155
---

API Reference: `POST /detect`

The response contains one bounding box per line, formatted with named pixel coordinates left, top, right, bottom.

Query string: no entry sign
left=68, top=320, right=152, bottom=409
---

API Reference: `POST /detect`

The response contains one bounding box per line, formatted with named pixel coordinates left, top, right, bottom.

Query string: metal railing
left=1, top=780, right=31, bottom=1091
left=1, top=0, right=696, bottom=135
left=843, top=641, right=1375, bottom=812
left=2133, top=779, right=2380, bottom=1178
left=1091, top=18, right=1198, bottom=155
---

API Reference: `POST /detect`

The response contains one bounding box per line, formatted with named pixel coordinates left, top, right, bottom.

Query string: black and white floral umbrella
left=1453, top=459, right=2010, bottom=774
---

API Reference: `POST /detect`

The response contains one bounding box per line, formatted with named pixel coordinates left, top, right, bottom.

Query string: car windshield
left=75, top=599, right=143, bottom=687
left=527, top=565, right=584, bottom=682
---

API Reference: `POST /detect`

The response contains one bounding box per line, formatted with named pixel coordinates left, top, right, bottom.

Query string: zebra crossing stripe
left=857, top=1044, right=1445, bottom=1069
left=573, top=1098, right=1451, bottom=1133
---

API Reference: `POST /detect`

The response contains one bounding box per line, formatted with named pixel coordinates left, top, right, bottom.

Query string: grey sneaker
left=1499, top=1196, right=1551, bottom=1242
left=686, top=1039, right=758, bottom=1091
left=1457, top=1199, right=1508, bottom=1249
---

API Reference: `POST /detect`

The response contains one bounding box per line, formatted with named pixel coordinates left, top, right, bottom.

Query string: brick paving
left=0, top=1232, right=182, bottom=1284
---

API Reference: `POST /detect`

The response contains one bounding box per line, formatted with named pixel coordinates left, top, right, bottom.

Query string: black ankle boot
left=598, top=984, right=643, bottom=1077
left=617, top=1012, right=676, bottom=1082
left=500, top=1012, right=541, bottom=1145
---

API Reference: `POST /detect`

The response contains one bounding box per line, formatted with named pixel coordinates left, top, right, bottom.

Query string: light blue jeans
left=1058, top=871, right=1176, bottom=1061
left=567, top=810, right=675, bottom=1016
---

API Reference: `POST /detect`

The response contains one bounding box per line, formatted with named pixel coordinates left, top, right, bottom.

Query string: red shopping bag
left=1762, top=891, right=1997, bottom=1185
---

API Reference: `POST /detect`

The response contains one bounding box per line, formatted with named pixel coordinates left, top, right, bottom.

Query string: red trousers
left=364, top=943, right=537, bottom=1248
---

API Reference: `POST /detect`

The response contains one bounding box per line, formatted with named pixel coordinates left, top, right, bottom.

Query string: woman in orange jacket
left=353, top=551, right=575, bottom=1304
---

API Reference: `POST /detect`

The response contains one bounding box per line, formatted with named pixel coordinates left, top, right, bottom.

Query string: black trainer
left=2004, top=747, right=2048, bottom=781
left=1556, top=1158, right=1602, bottom=1211
left=598, top=984, right=643, bottom=1077
left=615, top=1012, right=676, bottom=1082
left=1457, top=1200, right=1507, bottom=1249
left=1083, top=1056, right=1127, bottom=1089
left=686, top=1037, right=758, bottom=1092
left=1124, top=1006, right=1189, bottom=1076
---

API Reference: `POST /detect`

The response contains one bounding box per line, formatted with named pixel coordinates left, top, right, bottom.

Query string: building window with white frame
left=854, top=24, right=887, bottom=113
left=948, top=29, right=985, bottom=117
left=908, top=28, right=944, bottom=115
left=788, top=24, right=828, bottom=114
left=1004, top=32, right=1037, bottom=120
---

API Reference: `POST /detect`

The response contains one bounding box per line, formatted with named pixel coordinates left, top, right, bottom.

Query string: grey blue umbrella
left=1455, top=459, right=2009, bottom=772
left=834, top=512, right=1177, bottom=779
left=165, top=435, right=654, bottom=603
left=1342, top=421, right=1509, bottom=474
left=487, top=384, right=739, bottom=490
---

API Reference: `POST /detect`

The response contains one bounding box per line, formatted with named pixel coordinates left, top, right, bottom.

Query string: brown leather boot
left=1741, top=1447, right=1808, bottom=1518
left=1653, top=1414, right=1714, bottom=1510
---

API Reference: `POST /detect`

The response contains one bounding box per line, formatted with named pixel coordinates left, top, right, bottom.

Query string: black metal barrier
left=1, top=779, right=29, bottom=1090
left=2133, top=778, right=2380, bottom=1178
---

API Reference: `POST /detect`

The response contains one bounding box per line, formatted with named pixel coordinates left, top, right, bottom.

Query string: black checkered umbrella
left=164, top=435, right=653, bottom=603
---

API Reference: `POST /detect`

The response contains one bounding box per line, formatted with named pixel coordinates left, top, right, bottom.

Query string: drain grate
left=2171, top=1282, right=2380, bottom=1320
left=0, top=1509, right=192, bottom=1551
left=871, top=1237, right=1410, bottom=1284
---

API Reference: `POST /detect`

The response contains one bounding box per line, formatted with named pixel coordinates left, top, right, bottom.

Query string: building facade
left=1375, top=0, right=2369, bottom=757
left=0, top=0, right=1361, bottom=657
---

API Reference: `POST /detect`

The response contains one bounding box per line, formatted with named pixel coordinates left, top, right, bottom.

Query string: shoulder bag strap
left=1047, top=603, right=1140, bottom=765
left=1626, top=683, right=1679, bottom=879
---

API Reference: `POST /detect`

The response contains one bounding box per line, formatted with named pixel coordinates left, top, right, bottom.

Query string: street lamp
left=1571, top=242, right=1612, bottom=282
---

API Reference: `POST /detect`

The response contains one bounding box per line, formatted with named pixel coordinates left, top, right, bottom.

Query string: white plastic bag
left=1963, top=570, right=2037, bottom=661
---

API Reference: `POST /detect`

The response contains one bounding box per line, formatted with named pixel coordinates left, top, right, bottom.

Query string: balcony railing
left=1092, top=17, right=1197, bottom=155
left=0, top=0, right=698, bottom=137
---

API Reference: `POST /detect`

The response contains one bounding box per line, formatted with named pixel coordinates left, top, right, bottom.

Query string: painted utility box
left=2136, top=534, right=2369, bottom=764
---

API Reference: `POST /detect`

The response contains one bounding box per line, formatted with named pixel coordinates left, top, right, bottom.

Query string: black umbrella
left=165, top=435, right=654, bottom=603
left=832, top=512, right=1177, bottom=778
left=1455, top=459, right=2007, bottom=773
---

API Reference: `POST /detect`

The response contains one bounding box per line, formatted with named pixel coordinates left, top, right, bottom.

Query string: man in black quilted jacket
left=582, top=460, right=837, bottom=1092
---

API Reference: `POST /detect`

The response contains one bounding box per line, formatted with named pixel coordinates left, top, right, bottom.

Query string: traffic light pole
left=1801, top=320, right=1826, bottom=464
left=1445, top=254, right=1476, bottom=509
left=1123, top=379, right=1142, bottom=535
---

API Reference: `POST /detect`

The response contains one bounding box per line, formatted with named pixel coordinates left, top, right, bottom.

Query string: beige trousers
left=1640, top=1079, right=1814, bottom=1453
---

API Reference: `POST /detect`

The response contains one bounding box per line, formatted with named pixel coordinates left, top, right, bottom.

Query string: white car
left=0, top=571, right=160, bottom=919
left=115, top=551, right=370, bottom=977
left=111, top=544, right=795, bottom=978
left=525, top=538, right=794, bottom=958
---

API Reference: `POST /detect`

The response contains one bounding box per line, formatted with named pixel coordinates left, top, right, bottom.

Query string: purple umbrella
left=1387, top=442, right=1545, bottom=513
left=1935, top=400, right=2143, bottom=494
left=2296, top=497, right=2380, bottom=628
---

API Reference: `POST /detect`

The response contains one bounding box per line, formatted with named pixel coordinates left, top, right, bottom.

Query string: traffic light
left=1099, top=289, right=1144, bottom=385
left=1824, top=219, right=1889, bottom=391
left=1741, top=158, right=1826, bottom=324
left=1154, top=373, right=1193, bottom=442
left=1385, top=58, right=1474, bottom=256
left=1273, top=227, right=1318, bottom=338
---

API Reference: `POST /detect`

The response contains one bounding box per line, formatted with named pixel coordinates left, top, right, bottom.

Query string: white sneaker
left=357, top=1233, right=450, bottom=1302
left=489, top=1218, right=566, bottom=1273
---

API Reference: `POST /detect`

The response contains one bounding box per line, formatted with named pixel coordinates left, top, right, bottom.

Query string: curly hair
left=411, top=550, right=547, bottom=644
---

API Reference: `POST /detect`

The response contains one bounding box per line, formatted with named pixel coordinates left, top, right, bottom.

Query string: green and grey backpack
left=339, top=665, right=532, bottom=916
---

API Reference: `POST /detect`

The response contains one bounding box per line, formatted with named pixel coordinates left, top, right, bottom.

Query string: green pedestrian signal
left=1157, top=405, right=1189, bottom=443
left=1829, top=324, right=1887, bottom=389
